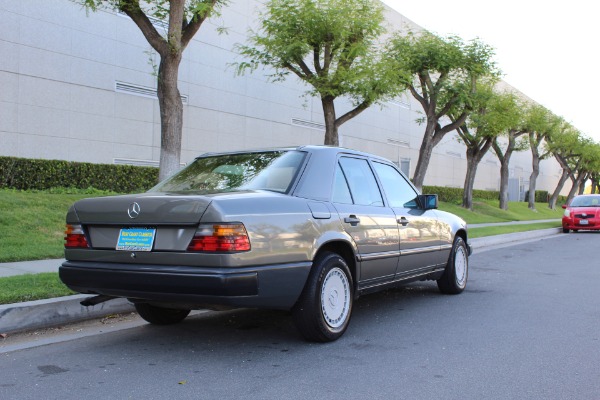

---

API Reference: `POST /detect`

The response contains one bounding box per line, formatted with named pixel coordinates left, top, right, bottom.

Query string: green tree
left=565, top=140, right=600, bottom=201
left=453, top=85, right=516, bottom=210
left=236, top=0, right=406, bottom=146
left=490, top=94, right=528, bottom=210
left=524, top=106, right=562, bottom=210
left=545, top=123, right=582, bottom=209
left=590, top=171, right=600, bottom=194
left=80, top=0, right=226, bottom=181
left=387, top=31, right=499, bottom=191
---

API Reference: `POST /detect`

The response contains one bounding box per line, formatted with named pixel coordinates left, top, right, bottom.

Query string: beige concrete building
left=0, top=0, right=563, bottom=197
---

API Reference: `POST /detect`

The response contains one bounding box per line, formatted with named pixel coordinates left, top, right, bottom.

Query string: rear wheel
left=437, top=236, right=468, bottom=294
left=292, top=252, right=353, bottom=342
left=134, top=303, right=190, bottom=325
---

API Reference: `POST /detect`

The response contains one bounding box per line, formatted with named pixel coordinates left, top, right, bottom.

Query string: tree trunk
left=411, top=120, right=438, bottom=191
left=321, top=96, right=338, bottom=146
left=462, top=139, right=493, bottom=210
left=548, top=168, right=570, bottom=209
left=157, top=56, right=184, bottom=181
left=494, top=139, right=515, bottom=211
left=566, top=174, right=584, bottom=204
left=462, top=152, right=479, bottom=210
left=528, top=135, right=540, bottom=210
left=578, top=173, right=589, bottom=195
left=498, top=155, right=511, bottom=210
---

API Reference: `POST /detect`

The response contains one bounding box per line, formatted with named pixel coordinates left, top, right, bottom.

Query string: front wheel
left=292, top=252, right=353, bottom=342
left=437, top=236, right=468, bottom=294
left=134, top=303, right=190, bottom=325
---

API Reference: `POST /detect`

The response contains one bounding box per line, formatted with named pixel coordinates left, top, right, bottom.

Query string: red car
left=562, top=194, right=600, bottom=233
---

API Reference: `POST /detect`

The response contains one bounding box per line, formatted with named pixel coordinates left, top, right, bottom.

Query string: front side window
left=338, top=157, right=383, bottom=206
left=372, top=162, right=419, bottom=208
left=150, top=151, right=306, bottom=194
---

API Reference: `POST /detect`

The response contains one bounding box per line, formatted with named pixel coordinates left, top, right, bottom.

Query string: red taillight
left=187, top=224, right=251, bottom=252
left=64, top=224, right=89, bottom=248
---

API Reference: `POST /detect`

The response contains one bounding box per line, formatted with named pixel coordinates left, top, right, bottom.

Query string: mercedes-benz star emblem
left=127, top=202, right=141, bottom=219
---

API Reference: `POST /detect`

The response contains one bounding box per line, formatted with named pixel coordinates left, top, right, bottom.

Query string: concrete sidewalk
left=0, top=224, right=564, bottom=336
left=0, top=258, right=63, bottom=278
left=470, top=219, right=560, bottom=228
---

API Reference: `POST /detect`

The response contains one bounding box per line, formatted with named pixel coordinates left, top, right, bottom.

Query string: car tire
left=562, top=228, right=569, bottom=233
left=437, top=236, right=468, bottom=295
left=292, top=252, right=353, bottom=342
left=134, top=303, right=191, bottom=325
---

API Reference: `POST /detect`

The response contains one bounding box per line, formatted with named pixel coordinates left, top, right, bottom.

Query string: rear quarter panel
left=200, top=194, right=348, bottom=267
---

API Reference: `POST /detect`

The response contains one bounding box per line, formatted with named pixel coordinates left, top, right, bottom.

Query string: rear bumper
left=59, top=260, right=312, bottom=310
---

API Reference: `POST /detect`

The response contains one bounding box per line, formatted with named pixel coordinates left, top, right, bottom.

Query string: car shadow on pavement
left=124, top=281, right=449, bottom=349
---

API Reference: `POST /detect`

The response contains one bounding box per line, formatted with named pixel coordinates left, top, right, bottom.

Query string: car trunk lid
left=73, top=193, right=212, bottom=225
left=71, top=193, right=213, bottom=251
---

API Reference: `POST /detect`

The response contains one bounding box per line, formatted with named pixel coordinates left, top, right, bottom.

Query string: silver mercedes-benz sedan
left=60, top=146, right=470, bottom=342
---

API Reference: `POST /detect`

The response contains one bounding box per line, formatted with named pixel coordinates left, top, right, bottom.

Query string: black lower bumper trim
left=59, top=260, right=312, bottom=310
left=60, top=264, right=258, bottom=297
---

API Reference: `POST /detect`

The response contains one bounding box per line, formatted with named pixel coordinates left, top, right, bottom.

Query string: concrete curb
left=0, top=294, right=134, bottom=335
left=470, top=227, right=562, bottom=250
left=0, top=228, right=563, bottom=336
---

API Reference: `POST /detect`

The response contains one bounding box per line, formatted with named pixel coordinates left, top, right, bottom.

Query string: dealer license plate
left=579, top=219, right=589, bottom=225
left=116, top=228, right=156, bottom=251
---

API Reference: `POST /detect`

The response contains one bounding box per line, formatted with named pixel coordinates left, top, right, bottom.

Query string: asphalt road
left=1, top=233, right=599, bottom=400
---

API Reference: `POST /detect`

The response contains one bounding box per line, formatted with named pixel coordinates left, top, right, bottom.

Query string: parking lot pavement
left=0, top=226, right=563, bottom=336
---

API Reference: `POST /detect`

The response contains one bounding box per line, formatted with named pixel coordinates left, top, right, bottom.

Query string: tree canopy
left=523, top=105, right=562, bottom=209
left=387, top=31, right=499, bottom=190
left=454, top=84, right=519, bottom=209
left=236, top=0, right=406, bottom=145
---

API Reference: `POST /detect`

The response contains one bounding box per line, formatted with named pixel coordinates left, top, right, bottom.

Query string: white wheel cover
left=321, top=267, right=350, bottom=329
left=454, top=244, right=468, bottom=288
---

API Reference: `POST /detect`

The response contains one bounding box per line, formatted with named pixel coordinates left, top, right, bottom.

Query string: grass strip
left=0, top=188, right=117, bottom=263
left=0, top=272, right=75, bottom=305
left=469, top=221, right=561, bottom=238
left=440, top=200, right=563, bottom=224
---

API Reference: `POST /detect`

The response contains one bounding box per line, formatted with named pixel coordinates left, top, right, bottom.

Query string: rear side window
left=337, top=157, right=383, bottom=206
left=372, top=162, right=419, bottom=208
left=332, top=163, right=353, bottom=204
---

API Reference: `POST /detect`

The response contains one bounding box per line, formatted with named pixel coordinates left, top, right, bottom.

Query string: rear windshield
left=570, top=195, right=600, bottom=207
left=149, top=151, right=306, bottom=194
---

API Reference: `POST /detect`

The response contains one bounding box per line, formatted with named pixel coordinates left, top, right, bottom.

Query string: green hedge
left=423, top=185, right=499, bottom=203
left=0, top=156, right=158, bottom=193
left=524, top=190, right=549, bottom=203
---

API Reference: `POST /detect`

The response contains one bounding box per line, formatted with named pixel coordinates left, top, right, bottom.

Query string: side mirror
left=419, top=194, right=438, bottom=210
left=561, top=204, right=567, bottom=209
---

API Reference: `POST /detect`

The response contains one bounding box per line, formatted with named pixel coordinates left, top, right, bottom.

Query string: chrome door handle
left=344, top=215, right=360, bottom=226
left=397, top=217, right=409, bottom=226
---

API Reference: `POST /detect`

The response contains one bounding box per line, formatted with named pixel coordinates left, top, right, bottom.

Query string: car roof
left=196, top=145, right=391, bottom=163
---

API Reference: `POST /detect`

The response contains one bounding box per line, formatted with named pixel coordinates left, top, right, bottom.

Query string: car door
left=371, top=161, right=443, bottom=277
left=332, top=157, right=399, bottom=286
